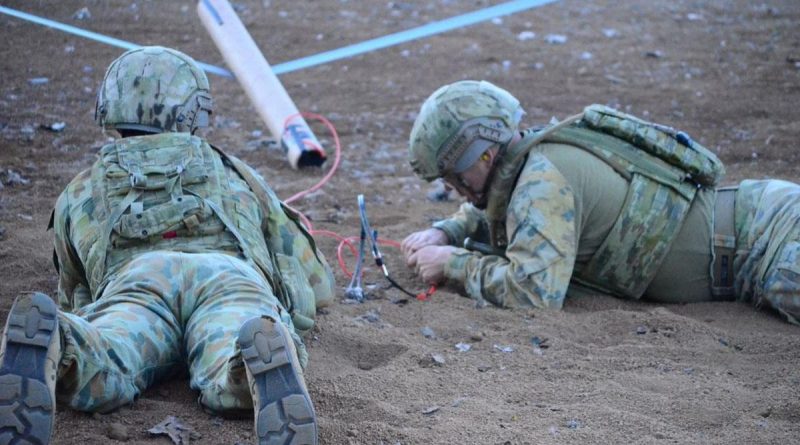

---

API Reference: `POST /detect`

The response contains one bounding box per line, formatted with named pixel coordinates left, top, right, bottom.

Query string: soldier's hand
left=408, top=245, right=456, bottom=285
left=402, top=228, right=449, bottom=264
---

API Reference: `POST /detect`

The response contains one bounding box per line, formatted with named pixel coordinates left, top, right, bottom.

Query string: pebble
left=493, top=344, right=514, bottom=353
left=566, top=419, right=581, bottom=429
left=426, top=181, right=451, bottom=202
left=544, top=34, right=567, bottom=44
left=48, top=122, right=66, bottom=132
left=645, top=50, right=664, bottom=58
left=431, top=354, right=446, bottom=366
left=636, top=325, right=648, bottom=335
left=517, top=31, right=536, bottom=41
left=107, top=422, right=129, bottom=441
left=420, top=326, right=436, bottom=339
left=356, top=309, right=380, bottom=323
left=73, top=7, right=91, bottom=20
left=422, top=405, right=440, bottom=415
left=531, top=336, right=548, bottom=348
left=602, top=28, right=619, bottom=38
left=4, top=170, right=30, bottom=186
left=455, top=342, right=471, bottom=352
left=28, top=77, right=49, bottom=86
left=469, top=333, right=483, bottom=342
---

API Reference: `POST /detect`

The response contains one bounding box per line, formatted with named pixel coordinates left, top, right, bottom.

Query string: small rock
left=346, top=429, right=358, bottom=437
left=47, top=122, right=66, bottom=132
left=455, top=342, right=471, bottom=352
left=579, top=51, right=593, bottom=60
left=491, top=17, right=503, bottom=25
left=636, top=325, right=648, bottom=335
left=566, top=419, right=581, bottom=429
left=4, top=170, right=30, bottom=186
left=420, top=326, right=436, bottom=339
left=431, top=354, right=446, bottom=366
left=469, top=333, right=483, bottom=342
left=517, top=31, right=536, bottom=41
left=28, top=77, right=49, bottom=86
left=531, top=336, right=549, bottom=349
left=73, top=7, right=91, bottom=20
left=477, top=365, right=491, bottom=372
left=544, top=34, right=567, bottom=44
left=107, top=422, right=129, bottom=441
left=645, top=50, right=664, bottom=58
left=0, top=227, right=5, bottom=239
left=686, top=12, right=704, bottom=21
left=422, top=405, right=440, bottom=415
left=683, top=367, right=694, bottom=375
left=356, top=309, right=380, bottom=323
left=426, top=181, right=451, bottom=202
left=493, top=344, right=514, bottom=353
left=601, top=28, right=619, bottom=38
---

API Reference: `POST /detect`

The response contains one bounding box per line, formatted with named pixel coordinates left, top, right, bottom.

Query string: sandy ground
left=1, top=0, right=799, bottom=444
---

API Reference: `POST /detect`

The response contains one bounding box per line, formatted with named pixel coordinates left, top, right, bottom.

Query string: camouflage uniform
left=433, top=132, right=800, bottom=324
left=50, top=133, right=334, bottom=413
left=734, top=179, right=800, bottom=323
left=410, top=81, right=799, bottom=324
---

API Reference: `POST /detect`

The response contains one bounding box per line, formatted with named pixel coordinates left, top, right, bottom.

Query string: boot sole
left=238, top=318, right=317, bottom=445
left=0, top=293, right=57, bottom=445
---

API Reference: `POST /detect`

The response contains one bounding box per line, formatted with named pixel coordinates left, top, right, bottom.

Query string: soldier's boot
left=237, top=316, right=317, bottom=445
left=0, top=293, right=60, bottom=445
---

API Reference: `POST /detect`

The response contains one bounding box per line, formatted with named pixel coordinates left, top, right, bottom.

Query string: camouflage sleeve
left=52, top=183, right=91, bottom=311
left=432, top=202, right=487, bottom=246
left=442, top=153, right=577, bottom=309
left=243, top=165, right=336, bottom=308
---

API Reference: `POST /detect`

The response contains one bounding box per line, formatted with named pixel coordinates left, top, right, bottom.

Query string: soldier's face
left=443, top=155, right=493, bottom=208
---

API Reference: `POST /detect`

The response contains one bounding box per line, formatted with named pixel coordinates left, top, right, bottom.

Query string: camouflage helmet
left=409, top=80, right=524, bottom=181
left=95, top=46, right=213, bottom=134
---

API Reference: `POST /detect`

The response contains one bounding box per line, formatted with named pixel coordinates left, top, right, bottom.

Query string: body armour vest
left=79, top=133, right=279, bottom=299
left=484, top=105, right=724, bottom=299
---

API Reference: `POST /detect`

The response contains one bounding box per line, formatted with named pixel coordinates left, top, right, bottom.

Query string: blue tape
left=1, top=0, right=557, bottom=77
left=272, top=0, right=558, bottom=74
left=0, top=5, right=233, bottom=78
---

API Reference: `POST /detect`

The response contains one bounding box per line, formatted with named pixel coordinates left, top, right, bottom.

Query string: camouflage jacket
left=434, top=149, right=577, bottom=309
left=51, top=133, right=335, bottom=329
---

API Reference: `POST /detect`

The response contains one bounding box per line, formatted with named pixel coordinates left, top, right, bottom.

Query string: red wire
left=282, top=112, right=342, bottom=205
left=281, top=112, right=435, bottom=299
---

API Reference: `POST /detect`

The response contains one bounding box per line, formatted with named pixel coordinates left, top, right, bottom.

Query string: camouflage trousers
left=56, top=251, right=305, bottom=414
left=734, top=179, right=800, bottom=324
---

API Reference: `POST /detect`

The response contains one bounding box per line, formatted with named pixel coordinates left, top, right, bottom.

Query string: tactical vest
left=82, top=133, right=284, bottom=304
left=485, top=105, right=725, bottom=298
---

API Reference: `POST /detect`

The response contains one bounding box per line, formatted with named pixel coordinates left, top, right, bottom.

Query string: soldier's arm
left=432, top=202, right=488, bottom=246
left=51, top=188, right=91, bottom=311
left=442, top=154, right=577, bottom=309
